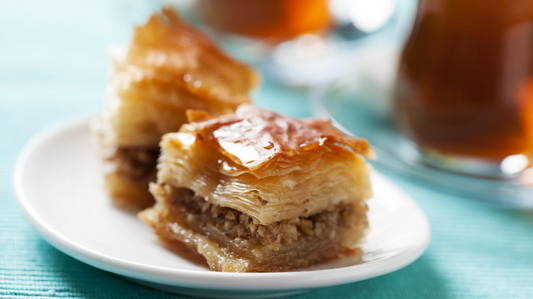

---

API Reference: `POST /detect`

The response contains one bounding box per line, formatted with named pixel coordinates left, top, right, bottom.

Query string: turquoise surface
left=1, top=1, right=533, bottom=298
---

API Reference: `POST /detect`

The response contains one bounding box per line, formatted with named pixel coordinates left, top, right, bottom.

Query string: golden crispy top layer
left=124, top=8, right=258, bottom=107
left=183, top=105, right=375, bottom=172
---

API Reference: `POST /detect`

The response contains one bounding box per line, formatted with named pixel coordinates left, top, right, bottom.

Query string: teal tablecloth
left=2, top=1, right=533, bottom=298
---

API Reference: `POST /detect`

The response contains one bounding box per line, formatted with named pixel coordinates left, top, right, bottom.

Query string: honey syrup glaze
left=184, top=105, right=375, bottom=171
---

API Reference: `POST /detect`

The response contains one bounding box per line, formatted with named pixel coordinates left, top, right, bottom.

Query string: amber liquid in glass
left=395, top=0, right=533, bottom=162
left=197, top=0, right=330, bottom=39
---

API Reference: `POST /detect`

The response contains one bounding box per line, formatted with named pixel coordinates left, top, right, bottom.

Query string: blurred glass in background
left=395, top=0, right=533, bottom=178
left=197, top=0, right=331, bottom=39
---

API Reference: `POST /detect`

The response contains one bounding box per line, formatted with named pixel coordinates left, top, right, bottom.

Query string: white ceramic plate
left=14, top=117, right=431, bottom=299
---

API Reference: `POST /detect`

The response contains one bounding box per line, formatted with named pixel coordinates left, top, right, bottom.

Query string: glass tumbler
left=395, top=0, right=533, bottom=178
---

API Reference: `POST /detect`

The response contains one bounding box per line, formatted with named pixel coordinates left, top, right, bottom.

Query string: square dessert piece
left=139, top=105, right=375, bottom=272
left=94, top=9, right=258, bottom=209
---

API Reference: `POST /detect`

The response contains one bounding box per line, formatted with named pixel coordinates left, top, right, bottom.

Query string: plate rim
left=13, top=116, right=431, bottom=291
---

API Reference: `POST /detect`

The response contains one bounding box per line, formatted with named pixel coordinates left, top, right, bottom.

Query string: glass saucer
left=311, top=77, right=533, bottom=209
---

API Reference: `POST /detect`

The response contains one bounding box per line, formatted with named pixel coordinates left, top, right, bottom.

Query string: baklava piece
left=94, top=9, right=258, bottom=209
left=139, top=105, right=375, bottom=272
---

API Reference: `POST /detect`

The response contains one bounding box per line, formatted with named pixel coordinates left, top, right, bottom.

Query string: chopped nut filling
left=139, top=183, right=369, bottom=272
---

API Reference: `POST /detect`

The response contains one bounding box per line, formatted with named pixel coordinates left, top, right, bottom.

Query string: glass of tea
left=196, top=0, right=331, bottom=40
left=394, top=0, right=533, bottom=178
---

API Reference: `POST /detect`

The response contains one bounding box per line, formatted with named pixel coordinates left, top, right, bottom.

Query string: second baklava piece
left=94, top=9, right=257, bottom=209
left=139, top=105, right=374, bottom=272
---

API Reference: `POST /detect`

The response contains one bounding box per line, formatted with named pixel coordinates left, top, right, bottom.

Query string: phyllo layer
left=156, top=105, right=374, bottom=225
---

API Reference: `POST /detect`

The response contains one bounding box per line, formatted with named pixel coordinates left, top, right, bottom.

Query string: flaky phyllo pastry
left=139, top=105, right=375, bottom=272
left=93, top=9, right=258, bottom=209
